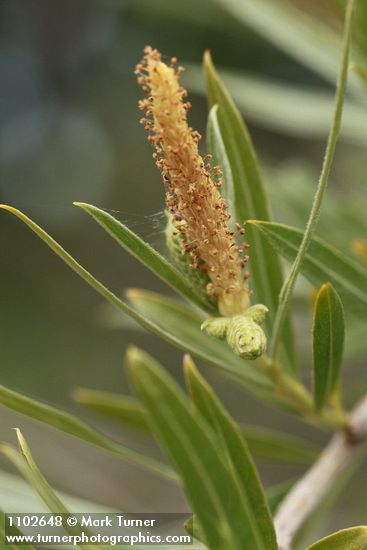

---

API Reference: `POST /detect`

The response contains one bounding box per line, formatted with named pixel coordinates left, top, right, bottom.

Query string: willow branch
left=274, top=394, right=367, bottom=550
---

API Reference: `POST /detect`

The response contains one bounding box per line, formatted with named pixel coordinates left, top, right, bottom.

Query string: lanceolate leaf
left=306, top=526, right=367, bottom=550
left=0, top=431, right=99, bottom=550
left=240, top=425, right=319, bottom=465
left=0, top=205, right=215, bottom=355
left=73, top=389, right=150, bottom=433
left=211, top=0, right=363, bottom=96
left=184, top=356, right=277, bottom=549
left=0, top=385, right=174, bottom=480
left=204, top=53, right=296, bottom=374
left=186, top=66, right=367, bottom=146
left=74, top=202, right=215, bottom=314
left=0, top=206, right=270, bottom=399
left=312, top=284, right=345, bottom=411
left=207, top=105, right=235, bottom=215
left=2, top=431, right=70, bottom=514
left=74, top=387, right=319, bottom=464
left=248, top=221, right=367, bottom=318
left=127, top=347, right=268, bottom=550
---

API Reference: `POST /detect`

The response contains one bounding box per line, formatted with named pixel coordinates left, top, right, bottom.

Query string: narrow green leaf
left=313, top=284, right=345, bottom=411
left=73, top=389, right=150, bottom=433
left=203, top=52, right=296, bottom=374
left=207, top=105, right=235, bottom=214
left=0, top=431, right=99, bottom=550
left=0, top=205, right=279, bottom=412
left=0, top=508, right=36, bottom=550
left=0, top=470, right=115, bottom=513
left=188, top=480, right=294, bottom=536
left=185, top=479, right=294, bottom=545
left=306, top=526, right=367, bottom=550
left=248, top=221, right=367, bottom=318
left=74, top=386, right=318, bottom=464
left=74, top=386, right=319, bottom=464
left=74, top=202, right=215, bottom=314
left=211, top=0, right=363, bottom=96
left=183, top=356, right=277, bottom=549
left=186, top=66, right=367, bottom=145
left=127, top=347, right=267, bottom=550
left=0, top=385, right=175, bottom=480
left=266, top=0, right=353, bottom=361
left=241, top=425, right=319, bottom=465
left=126, top=288, right=271, bottom=394
left=0, top=205, right=219, bottom=371
left=4, top=431, right=70, bottom=513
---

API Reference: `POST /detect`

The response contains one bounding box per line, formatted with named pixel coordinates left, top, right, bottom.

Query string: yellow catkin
left=135, top=46, right=250, bottom=316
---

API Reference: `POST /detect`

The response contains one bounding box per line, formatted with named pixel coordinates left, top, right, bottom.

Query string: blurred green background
left=1, top=0, right=366, bottom=542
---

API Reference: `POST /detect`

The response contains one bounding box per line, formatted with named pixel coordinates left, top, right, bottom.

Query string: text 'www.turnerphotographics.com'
left=4, top=513, right=193, bottom=546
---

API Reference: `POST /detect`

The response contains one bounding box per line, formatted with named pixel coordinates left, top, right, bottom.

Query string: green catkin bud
left=165, top=212, right=215, bottom=308
left=226, top=315, right=267, bottom=359
left=200, top=317, right=229, bottom=340
left=243, top=304, right=269, bottom=324
left=201, top=304, right=268, bottom=360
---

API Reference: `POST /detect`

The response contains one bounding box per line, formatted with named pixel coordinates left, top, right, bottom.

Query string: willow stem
left=269, top=0, right=355, bottom=360
left=275, top=393, right=367, bottom=550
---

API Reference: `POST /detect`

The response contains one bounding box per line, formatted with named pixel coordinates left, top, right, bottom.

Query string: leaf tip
left=125, top=345, right=142, bottom=366
left=71, top=387, right=85, bottom=403
left=203, top=49, right=213, bottom=69
left=0, top=204, right=19, bottom=215
left=13, top=428, right=27, bottom=454
left=125, top=288, right=141, bottom=302
left=183, top=354, right=197, bottom=382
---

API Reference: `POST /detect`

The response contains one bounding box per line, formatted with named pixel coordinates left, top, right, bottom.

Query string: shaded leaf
left=73, top=389, right=150, bottom=433
left=207, top=105, right=235, bottom=215
left=211, top=0, right=363, bottom=95
left=73, top=386, right=319, bottom=464
left=185, top=479, right=294, bottom=546
left=0, top=206, right=273, bottom=400
left=313, top=284, right=345, bottom=411
left=0, top=385, right=175, bottom=480
left=127, top=347, right=268, bottom=550
left=74, top=202, right=215, bottom=313
left=0, top=205, right=215, bottom=357
left=2, top=431, right=70, bottom=514
left=0, top=470, right=115, bottom=513
left=0, top=431, right=99, bottom=550
left=248, top=221, right=367, bottom=318
left=306, top=526, right=367, bottom=550
left=241, top=425, right=319, bottom=465
left=184, top=356, right=277, bottom=549
left=186, top=66, right=367, bottom=145
left=204, top=53, right=296, bottom=374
